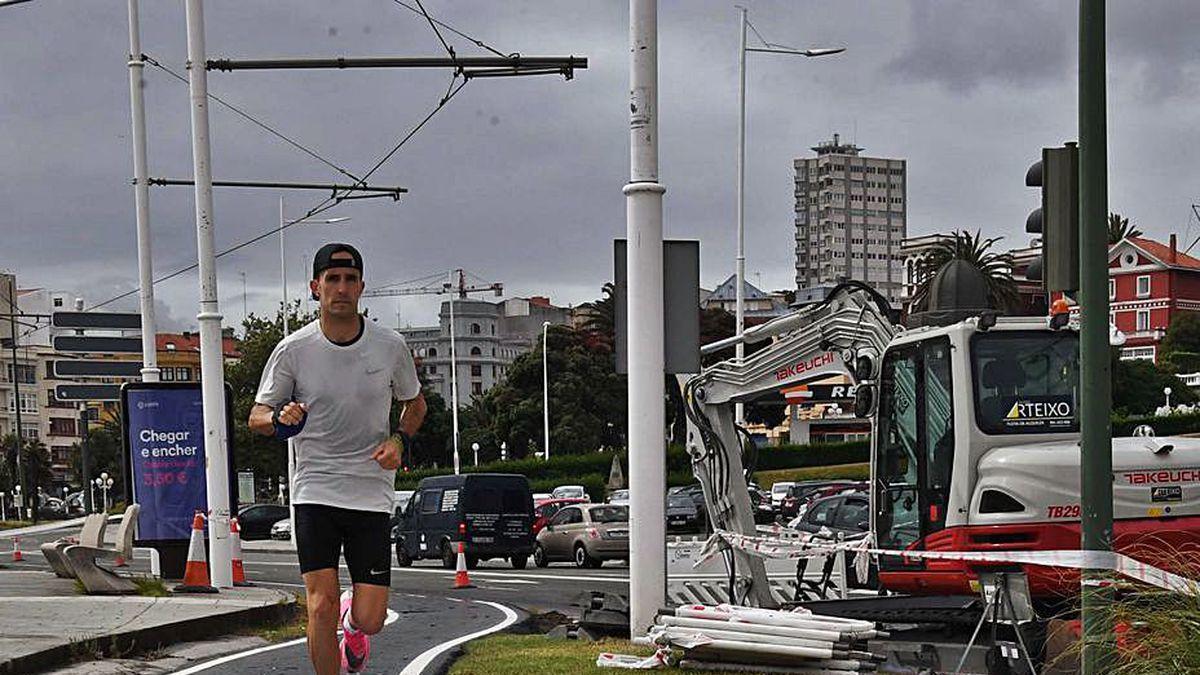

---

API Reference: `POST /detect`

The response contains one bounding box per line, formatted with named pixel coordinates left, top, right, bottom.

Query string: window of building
left=5, top=364, right=35, bottom=384
left=1136, top=309, right=1150, bottom=332
left=162, top=367, right=175, bottom=381
left=470, top=346, right=482, bottom=356
left=428, top=347, right=437, bottom=357
left=8, top=391, right=38, bottom=414
left=49, top=418, right=75, bottom=436
left=1136, top=275, right=1151, bottom=298
left=178, top=367, right=192, bottom=381
left=470, top=364, right=482, bottom=377
left=429, top=365, right=437, bottom=374
left=471, top=382, right=483, bottom=396
left=53, top=297, right=63, bottom=308
left=22, top=427, right=38, bottom=441
left=492, top=365, right=496, bottom=377
left=470, top=323, right=481, bottom=335
left=165, top=342, right=176, bottom=351
left=1109, top=279, right=1115, bottom=300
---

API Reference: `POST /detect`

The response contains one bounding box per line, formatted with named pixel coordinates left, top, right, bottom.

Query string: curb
left=0, top=594, right=298, bottom=675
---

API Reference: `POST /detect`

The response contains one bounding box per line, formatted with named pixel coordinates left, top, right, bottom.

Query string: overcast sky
left=2, top=1, right=1197, bottom=331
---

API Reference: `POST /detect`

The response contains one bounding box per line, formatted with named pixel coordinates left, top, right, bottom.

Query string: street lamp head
left=803, top=47, right=845, bottom=58
left=1165, top=387, right=1173, bottom=396
left=323, top=217, right=351, bottom=224
left=472, top=442, right=480, bottom=451
left=100, top=472, right=109, bottom=481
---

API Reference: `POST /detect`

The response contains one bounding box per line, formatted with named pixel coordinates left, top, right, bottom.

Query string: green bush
left=1113, top=412, right=1200, bottom=437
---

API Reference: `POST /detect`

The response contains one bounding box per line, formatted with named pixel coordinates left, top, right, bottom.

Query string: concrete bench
left=40, top=513, right=108, bottom=579
left=64, top=504, right=140, bottom=595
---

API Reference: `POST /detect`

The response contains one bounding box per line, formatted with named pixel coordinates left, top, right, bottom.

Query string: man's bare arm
left=249, top=401, right=306, bottom=436
left=398, top=391, right=427, bottom=438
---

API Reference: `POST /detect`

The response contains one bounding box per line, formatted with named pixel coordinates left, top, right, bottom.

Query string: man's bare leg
left=347, top=582, right=390, bottom=635
left=303, top=568, right=341, bottom=675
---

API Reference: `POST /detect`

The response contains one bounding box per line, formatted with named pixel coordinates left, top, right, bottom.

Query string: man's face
left=310, top=253, right=364, bottom=318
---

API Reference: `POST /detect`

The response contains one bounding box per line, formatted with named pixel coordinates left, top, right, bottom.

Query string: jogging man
left=250, top=243, right=426, bottom=674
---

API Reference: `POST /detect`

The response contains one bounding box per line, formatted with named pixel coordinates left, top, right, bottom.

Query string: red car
left=532, top=498, right=588, bottom=535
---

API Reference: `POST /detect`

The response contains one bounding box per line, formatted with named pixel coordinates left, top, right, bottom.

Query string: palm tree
left=1108, top=212, right=1141, bottom=245
left=578, top=282, right=616, bottom=350
left=912, top=230, right=1019, bottom=313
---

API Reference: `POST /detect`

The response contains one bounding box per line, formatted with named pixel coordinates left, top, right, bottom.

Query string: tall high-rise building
left=794, top=134, right=907, bottom=303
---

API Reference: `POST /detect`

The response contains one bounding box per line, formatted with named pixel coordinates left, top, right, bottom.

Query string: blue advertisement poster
left=122, top=384, right=233, bottom=544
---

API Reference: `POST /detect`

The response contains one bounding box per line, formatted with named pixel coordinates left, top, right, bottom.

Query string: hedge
left=1112, top=412, right=1200, bottom=438
left=395, top=440, right=870, bottom=496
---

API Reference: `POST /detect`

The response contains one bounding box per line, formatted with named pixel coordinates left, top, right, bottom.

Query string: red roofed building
left=153, top=330, right=241, bottom=382
left=1106, top=235, right=1200, bottom=362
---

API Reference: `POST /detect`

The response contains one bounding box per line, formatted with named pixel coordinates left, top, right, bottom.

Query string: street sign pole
left=185, top=0, right=233, bottom=589
left=79, top=402, right=92, bottom=514
left=1078, top=1, right=1113, bottom=672
left=626, top=0, right=667, bottom=635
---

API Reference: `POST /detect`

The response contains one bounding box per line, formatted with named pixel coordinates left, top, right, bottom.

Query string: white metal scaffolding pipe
left=625, top=0, right=667, bottom=635
left=184, top=0, right=232, bottom=589
left=126, top=0, right=159, bottom=382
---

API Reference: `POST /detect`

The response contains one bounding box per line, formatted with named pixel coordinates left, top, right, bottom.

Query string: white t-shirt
left=254, top=317, right=421, bottom=514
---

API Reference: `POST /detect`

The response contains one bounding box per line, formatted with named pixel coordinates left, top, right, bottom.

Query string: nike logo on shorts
left=370, top=567, right=388, bottom=576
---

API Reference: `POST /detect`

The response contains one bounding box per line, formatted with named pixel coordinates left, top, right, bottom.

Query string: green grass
left=241, top=593, right=307, bottom=643
left=0, top=520, right=33, bottom=531
left=449, top=635, right=719, bottom=675
left=133, top=577, right=170, bottom=597
left=753, top=462, right=869, bottom=487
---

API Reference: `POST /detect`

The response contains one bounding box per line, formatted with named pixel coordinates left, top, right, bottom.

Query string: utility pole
left=1078, top=0, right=1113, bottom=671
left=448, top=270, right=461, bottom=475
left=626, top=0, right=667, bottom=635
left=79, top=402, right=91, bottom=514
left=184, top=0, right=233, bottom=589
left=127, top=0, right=160, bottom=384
left=7, top=310, right=26, bottom=521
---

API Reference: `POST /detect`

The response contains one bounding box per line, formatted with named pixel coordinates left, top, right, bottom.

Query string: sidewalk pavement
left=0, top=567, right=295, bottom=675
left=240, top=537, right=296, bottom=553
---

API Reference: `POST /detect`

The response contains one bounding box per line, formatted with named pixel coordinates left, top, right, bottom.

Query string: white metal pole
left=280, top=195, right=296, bottom=546
left=184, top=0, right=232, bottom=589
left=626, top=0, right=667, bottom=635
left=542, top=321, right=551, bottom=461
left=127, top=0, right=160, bottom=383
left=448, top=271, right=460, bottom=474
left=734, top=5, right=747, bottom=426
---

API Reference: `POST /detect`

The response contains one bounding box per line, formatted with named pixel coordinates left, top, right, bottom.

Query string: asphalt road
left=3, top=523, right=631, bottom=674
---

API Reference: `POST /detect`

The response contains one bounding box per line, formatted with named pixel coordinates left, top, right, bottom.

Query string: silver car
left=534, top=504, right=628, bottom=568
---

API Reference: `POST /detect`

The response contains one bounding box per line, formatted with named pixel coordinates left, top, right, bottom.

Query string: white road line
left=243, top=560, right=630, bottom=584
left=170, top=608, right=400, bottom=674
left=397, top=600, right=519, bottom=675
left=482, top=578, right=538, bottom=585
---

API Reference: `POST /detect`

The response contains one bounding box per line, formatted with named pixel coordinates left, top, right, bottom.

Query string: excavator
left=683, top=280, right=1200, bottom=609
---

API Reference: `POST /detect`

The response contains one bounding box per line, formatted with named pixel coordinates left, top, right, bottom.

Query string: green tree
left=1107, top=212, right=1142, bottom=245
left=1111, top=349, right=1197, bottom=416
left=578, top=282, right=616, bottom=352
left=474, top=325, right=627, bottom=458
left=913, top=230, right=1018, bottom=313
left=71, top=419, right=125, bottom=492
left=1, top=435, right=53, bottom=493
left=1159, top=312, right=1200, bottom=374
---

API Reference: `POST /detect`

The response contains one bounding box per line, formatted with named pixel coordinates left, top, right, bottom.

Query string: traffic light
left=1025, top=142, right=1079, bottom=292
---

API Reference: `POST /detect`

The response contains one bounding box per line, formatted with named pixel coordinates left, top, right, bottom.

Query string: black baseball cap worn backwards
left=312, top=243, right=364, bottom=280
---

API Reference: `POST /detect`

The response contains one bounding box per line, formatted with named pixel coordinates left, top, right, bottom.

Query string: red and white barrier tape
left=700, top=529, right=1200, bottom=596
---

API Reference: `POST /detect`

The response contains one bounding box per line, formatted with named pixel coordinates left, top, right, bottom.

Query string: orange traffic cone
left=174, top=512, right=217, bottom=594
left=231, top=517, right=252, bottom=587
left=452, top=541, right=473, bottom=589
left=11, top=536, right=22, bottom=562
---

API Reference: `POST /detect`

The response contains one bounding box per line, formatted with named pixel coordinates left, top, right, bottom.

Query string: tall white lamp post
left=542, top=321, right=552, bottom=461
left=734, top=5, right=843, bottom=423
left=1164, top=386, right=1173, bottom=408
left=471, top=442, right=480, bottom=467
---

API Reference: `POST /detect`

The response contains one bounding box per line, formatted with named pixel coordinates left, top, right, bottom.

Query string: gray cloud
left=2, top=1, right=1199, bottom=330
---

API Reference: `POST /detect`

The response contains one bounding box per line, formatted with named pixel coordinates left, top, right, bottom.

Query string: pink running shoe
left=339, top=590, right=370, bottom=673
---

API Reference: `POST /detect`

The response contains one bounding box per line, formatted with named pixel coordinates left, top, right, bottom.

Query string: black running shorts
left=294, top=503, right=392, bottom=586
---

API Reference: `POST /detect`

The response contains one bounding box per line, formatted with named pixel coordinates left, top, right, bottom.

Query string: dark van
left=393, top=473, right=535, bottom=569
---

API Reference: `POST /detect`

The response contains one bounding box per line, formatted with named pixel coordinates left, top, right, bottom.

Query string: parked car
left=770, top=481, right=796, bottom=508
left=607, top=489, right=629, bottom=506
left=390, top=490, right=415, bottom=530
left=670, top=483, right=710, bottom=527
left=270, top=518, right=291, bottom=540
left=532, top=492, right=553, bottom=504
left=666, top=494, right=702, bottom=532
left=534, top=503, right=628, bottom=568
left=551, top=485, right=590, bottom=501
left=394, top=473, right=535, bottom=569
left=779, top=480, right=855, bottom=520
left=532, top=497, right=588, bottom=535
left=786, top=482, right=868, bottom=523
left=790, top=493, right=870, bottom=539
left=747, top=488, right=776, bottom=525
left=238, top=503, right=290, bottom=540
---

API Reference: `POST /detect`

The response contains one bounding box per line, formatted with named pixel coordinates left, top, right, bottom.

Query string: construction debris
left=600, top=603, right=886, bottom=672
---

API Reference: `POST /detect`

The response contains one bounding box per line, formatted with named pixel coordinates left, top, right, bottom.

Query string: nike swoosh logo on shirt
left=366, top=367, right=383, bottom=374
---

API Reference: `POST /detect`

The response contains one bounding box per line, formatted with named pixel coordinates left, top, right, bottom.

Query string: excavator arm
left=682, top=281, right=903, bottom=606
